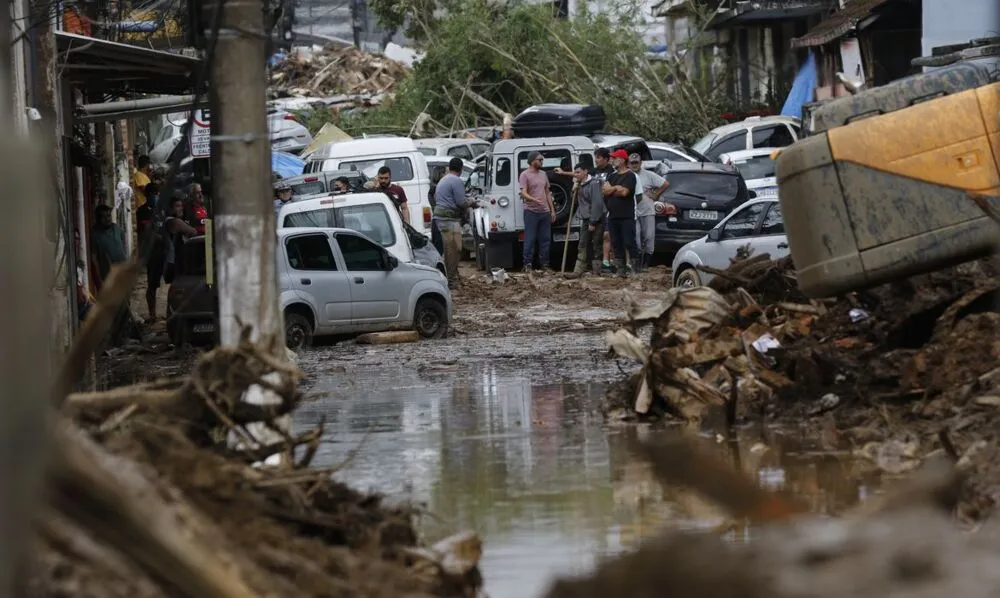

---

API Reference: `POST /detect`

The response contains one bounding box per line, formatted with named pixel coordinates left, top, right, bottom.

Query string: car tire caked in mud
left=414, top=297, right=448, bottom=339
left=284, top=312, right=313, bottom=350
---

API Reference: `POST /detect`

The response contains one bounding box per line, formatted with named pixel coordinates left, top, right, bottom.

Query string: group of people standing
left=520, top=147, right=675, bottom=277
left=132, top=155, right=210, bottom=321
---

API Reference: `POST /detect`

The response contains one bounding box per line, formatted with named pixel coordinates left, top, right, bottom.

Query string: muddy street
left=291, top=309, right=882, bottom=597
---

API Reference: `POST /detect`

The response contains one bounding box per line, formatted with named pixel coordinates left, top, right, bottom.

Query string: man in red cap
left=601, top=149, right=641, bottom=277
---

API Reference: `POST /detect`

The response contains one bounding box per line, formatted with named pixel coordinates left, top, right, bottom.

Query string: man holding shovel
left=571, top=162, right=606, bottom=276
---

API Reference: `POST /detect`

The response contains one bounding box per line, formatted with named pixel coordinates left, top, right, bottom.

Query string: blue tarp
left=781, top=50, right=817, bottom=119
left=272, top=151, right=305, bottom=178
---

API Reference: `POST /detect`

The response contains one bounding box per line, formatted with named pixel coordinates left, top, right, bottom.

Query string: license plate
left=553, top=232, right=580, bottom=242
left=687, top=210, right=719, bottom=221
left=193, top=323, right=216, bottom=334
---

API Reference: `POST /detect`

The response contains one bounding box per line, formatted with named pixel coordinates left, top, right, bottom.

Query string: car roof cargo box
left=806, top=62, right=993, bottom=135
left=512, top=104, right=606, bottom=138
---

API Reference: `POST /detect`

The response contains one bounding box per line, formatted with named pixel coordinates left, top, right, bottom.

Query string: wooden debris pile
left=270, top=45, right=409, bottom=99
left=31, top=258, right=484, bottom=598
left=603, top=250, right=1000, bottom=427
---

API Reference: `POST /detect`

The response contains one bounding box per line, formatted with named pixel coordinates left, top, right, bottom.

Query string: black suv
left=651, top=161, right=752, bottom=252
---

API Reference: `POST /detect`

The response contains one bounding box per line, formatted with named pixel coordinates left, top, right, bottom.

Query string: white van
left=278, top=192, right=446, bottom=276
left=302, top=138, right=433, bottom=238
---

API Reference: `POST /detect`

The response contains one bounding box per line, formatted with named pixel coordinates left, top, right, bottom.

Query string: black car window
left=447, top=145, right=473, bottom=161
left=707, top=133, right=745, bottom=161
left=663, top=172, right=740, bottom=202
left=290, top=180, right=325, bottom=196
left=286, top=234, right=337, bottom=270
left=335, top=203, right=396, bottom=248
left=649, top=147, right=672, bottom=161
left=760, top=202, right=784, bottom=235
left=517, top=149, right=571, bottom=175
left=751, top=125, right=794, bottom=148
left=721, top=203, right=766, bottom=240
left=336, top=233, right=389, bottom=271
left=340, top=157, right=414, bottom=181
left=495, top=157, right=511, bottom=186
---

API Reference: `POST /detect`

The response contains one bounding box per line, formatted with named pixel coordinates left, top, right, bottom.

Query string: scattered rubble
left=602, top=249, right=1000, bottom=520
left=269, top=45, right=409, bottom=102
left=37, top=331, right=484, bottom=598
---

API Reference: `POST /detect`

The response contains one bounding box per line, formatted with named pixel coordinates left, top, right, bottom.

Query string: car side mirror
left=748, top=189, right=758, bottom=199
left=707, top=228, right=722, bottom=242
left=386, top=254, right=399, bottom=269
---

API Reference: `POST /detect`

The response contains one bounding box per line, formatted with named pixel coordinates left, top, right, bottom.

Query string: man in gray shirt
left=433, top=157, right=475, bottom=285
left=570, top=162, right=606, bottom=275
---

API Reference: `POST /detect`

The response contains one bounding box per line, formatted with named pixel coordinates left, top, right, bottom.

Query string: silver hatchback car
left=278, top=227, right=453, bottom=348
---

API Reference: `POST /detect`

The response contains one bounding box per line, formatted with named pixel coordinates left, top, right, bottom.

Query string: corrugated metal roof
left=790, top=0, right=895, bottom=47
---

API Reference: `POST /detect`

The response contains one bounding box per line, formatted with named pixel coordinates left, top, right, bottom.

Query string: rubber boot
left=630, top=258, right=641, bottom=276
left=615, top=259, right=628, bottom=278
left=591, top=260, right=602, bottom=276
left=645, top=253, right=654, bottom=271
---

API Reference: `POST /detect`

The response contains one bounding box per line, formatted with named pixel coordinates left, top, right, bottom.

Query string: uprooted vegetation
left=603, top=250, right=1000, bottom=521
left=35, top=331, right=483, bottom=598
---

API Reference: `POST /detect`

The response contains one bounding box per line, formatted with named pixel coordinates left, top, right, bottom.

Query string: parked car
left=279, top=227, right=452, bottom=347
left=278, top=191, right=447, bottom=278
left=718, top=149, right=779, bottom=197
left=647, top=141, right=710, bottom=163
left=164, top=228, right=453, bottom=348
left=302, top=137, right=434, bottom=238
left=282, top=169, right=369, bottom=197
left=415, top=137, right=492, bottom=162
left=149, top=108, right=314, bottom=164
left=650, top=160, right=753, bottom=253
left=691, top=115, right=802, bottom=162
left=670, top=197, right=788, bottom=288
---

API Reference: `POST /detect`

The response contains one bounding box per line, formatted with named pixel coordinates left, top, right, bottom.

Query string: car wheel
left=284, top=312, right=313, bottom=350
left=414, top=297, right=448, bottom=339
left=674, top=267, right=702, bottom=289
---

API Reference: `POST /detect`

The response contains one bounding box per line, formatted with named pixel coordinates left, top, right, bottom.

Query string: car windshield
left=691, top=133, right=717, bottom=155
left=282, top=203, right=397, bottom=248
left=682, top=145, right=711, bottom=162
left=730, top=156, right=776, bottom=181
left=339, top=157, right=414, bottom=181
left=663, top=172, right=740, bottom=201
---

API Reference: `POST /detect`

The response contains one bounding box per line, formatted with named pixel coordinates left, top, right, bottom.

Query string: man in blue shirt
left=434, top=157, right=475, bottom=285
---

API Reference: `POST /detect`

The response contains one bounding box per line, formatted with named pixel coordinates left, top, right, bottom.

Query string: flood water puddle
left=293, top=355, right=884, bottom=598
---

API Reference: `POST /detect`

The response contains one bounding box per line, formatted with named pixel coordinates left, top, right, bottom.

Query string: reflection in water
left=294, top=362, right=881, bottom=598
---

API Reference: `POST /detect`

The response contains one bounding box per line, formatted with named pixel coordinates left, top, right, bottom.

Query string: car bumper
left=655, top=228, right=709, bottom=251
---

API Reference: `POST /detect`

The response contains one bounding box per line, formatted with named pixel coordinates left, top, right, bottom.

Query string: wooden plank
left=356, top=331, right=421, bottom=345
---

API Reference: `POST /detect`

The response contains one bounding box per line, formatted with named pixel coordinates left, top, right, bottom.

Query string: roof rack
left=911, top=37, right=1000, bottom=68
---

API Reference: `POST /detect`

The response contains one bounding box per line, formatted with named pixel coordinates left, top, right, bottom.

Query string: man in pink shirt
left=519, top=151, right=556, bottom=272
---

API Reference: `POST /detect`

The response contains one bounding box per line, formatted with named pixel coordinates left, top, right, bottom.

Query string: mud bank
left=602, top=253, right=1000, bottom=521
left=449, top=265, right=672, bottom=337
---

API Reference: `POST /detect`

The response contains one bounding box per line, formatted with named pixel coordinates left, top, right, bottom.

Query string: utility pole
left=203, top=0, right=289, bottom=462
left=204, top=0, right=282, bottom=349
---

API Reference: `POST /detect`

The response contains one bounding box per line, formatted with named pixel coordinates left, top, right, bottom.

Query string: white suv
left=692, top=116, right=802, bottom=162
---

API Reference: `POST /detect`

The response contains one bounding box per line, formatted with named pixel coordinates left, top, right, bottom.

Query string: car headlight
left=497, top=196, right=510, bottom=208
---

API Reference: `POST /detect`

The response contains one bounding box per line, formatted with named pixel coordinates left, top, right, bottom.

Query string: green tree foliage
left=338, top=0, right=734, bottom=144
